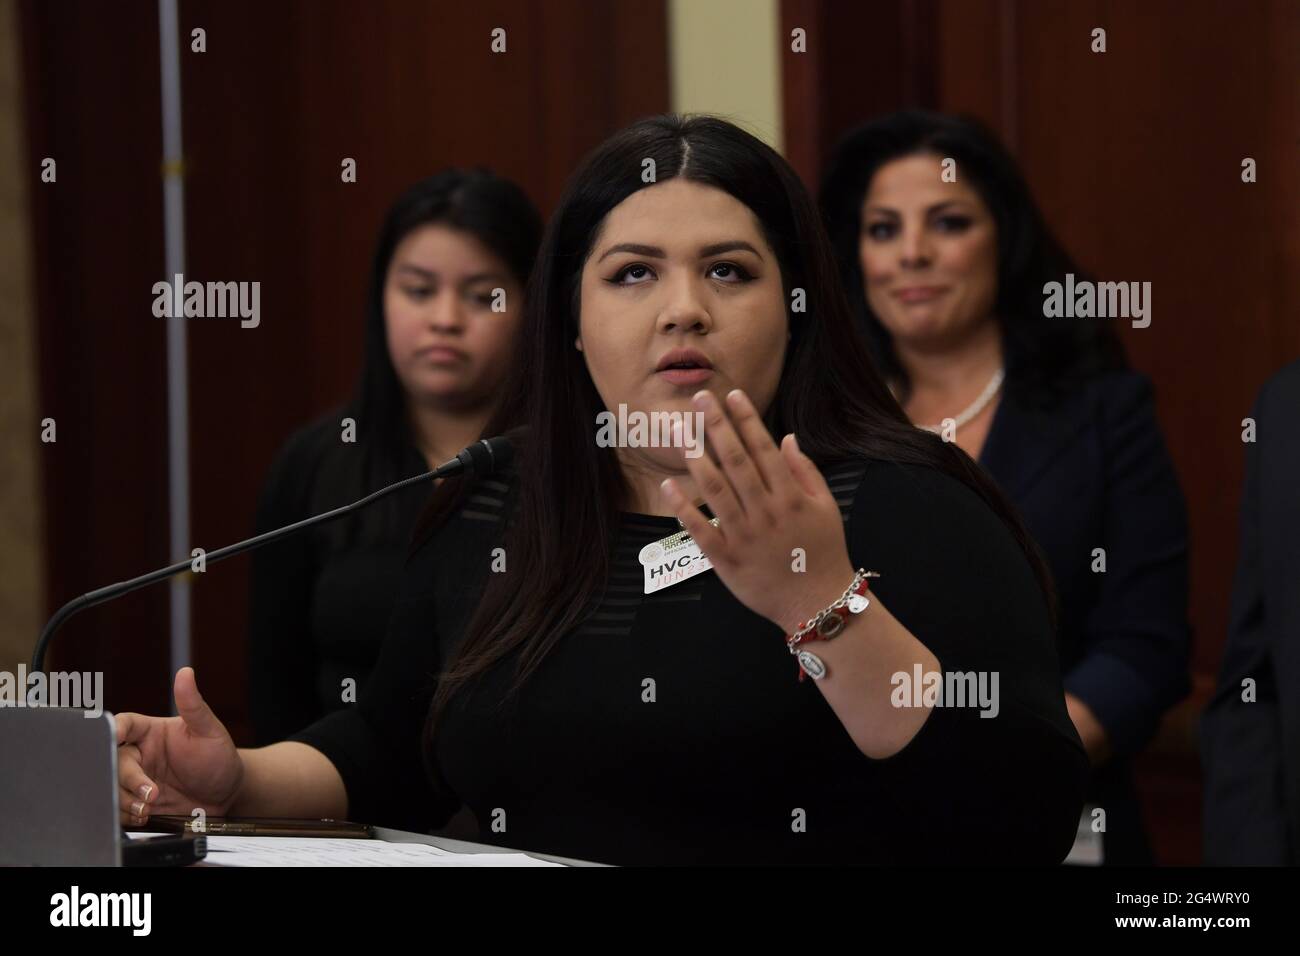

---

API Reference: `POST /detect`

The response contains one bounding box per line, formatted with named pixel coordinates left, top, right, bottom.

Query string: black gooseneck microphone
left=30, top=431, right=519, bottom=674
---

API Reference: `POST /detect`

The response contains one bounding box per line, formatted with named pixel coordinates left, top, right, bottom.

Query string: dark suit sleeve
left=1200, top=378, right=1289, bottom=864
left=247, top=430, right=323, bottom=745
left=1062, top=373, right=1192, bottom=758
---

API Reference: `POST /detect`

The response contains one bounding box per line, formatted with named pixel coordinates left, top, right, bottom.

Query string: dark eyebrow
left=596, top=243, right=665, bottom=263
left=864, top=200, right=971, bottom=218
left=595, top=240, right=764, bottom=263
left=395, top=264, right=507, bottom=285
left=698, top=240, right=764, bottom=261
left=460, top=272, right=509, bottom=285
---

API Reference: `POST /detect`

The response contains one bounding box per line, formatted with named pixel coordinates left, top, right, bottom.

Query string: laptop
left=0, top=707, right=204, bottom=866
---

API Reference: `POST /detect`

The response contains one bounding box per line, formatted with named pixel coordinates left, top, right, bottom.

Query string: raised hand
left=662, top=388, right=857, bottom=634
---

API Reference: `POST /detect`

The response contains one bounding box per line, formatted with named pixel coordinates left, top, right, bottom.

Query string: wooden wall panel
left=1006, top=0, right=1300, bottom=864
left=781, top=0, right=1300, bottom=863
left=20, top=0, right=173, bottom=717
left=782, top=0, right=938, bottom=185
left=21, top=0, right=669, bottom=739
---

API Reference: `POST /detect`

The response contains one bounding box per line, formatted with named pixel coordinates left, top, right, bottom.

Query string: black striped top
left=426, top=460, right=869, bottom=645
left=292, top=456, right=1088, bottom=865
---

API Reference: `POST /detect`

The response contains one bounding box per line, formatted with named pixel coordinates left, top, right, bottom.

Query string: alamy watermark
left=891, top=665, right=1000, bottom=718
left=1042, top=273, right=1150, bottom=328
left=50, top=886, right=150, bottom=936
left=595, top=404, right=706, bottom=458
left=152, top=273, right=260, bottom=328
left=0, top=665, right=103, bottom=717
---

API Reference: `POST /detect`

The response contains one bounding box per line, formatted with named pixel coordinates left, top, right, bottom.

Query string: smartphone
left=129, top=816, right=374, bottom=838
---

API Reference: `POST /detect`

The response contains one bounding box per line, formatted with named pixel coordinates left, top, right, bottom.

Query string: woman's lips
left=657, top=367, right=714, bottom=386
left=417, top=346, right=467, bottom=365
left=893, top=286, right=947, bottom=303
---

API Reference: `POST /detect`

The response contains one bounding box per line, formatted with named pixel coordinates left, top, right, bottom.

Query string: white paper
left=125, top=832, right=560, bottom=866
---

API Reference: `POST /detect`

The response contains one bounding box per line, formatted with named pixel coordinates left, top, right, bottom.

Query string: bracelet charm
left=785, top=569, right=880, bottom=682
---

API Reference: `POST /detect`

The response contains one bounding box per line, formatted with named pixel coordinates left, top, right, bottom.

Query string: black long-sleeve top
left=247, top=413, right=431, bottom=745
left=290, top=456, right=1089, bottom=865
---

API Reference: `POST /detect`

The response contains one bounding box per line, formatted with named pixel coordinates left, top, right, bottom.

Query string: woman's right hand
left=115, top=666, right=245, bottom=825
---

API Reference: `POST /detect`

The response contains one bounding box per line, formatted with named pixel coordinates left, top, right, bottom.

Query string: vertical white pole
left=158, top=0, right=191, bottom=689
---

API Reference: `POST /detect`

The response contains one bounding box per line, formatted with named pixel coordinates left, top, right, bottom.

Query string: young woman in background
left=248, top=169, right=542, bottom=744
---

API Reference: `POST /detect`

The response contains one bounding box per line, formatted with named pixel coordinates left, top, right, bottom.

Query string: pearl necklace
left=896, top=367, right=1005, bottom=435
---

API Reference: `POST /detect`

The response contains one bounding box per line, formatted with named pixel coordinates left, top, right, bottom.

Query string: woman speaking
left=115, top=115, right=1087, bottom=865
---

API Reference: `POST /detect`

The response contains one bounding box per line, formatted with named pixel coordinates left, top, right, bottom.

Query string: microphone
left=29, top=430, right=519, bottom=674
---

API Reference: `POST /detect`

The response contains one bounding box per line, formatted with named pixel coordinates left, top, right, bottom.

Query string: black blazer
left=980, top=369, right=1193, bottom=863
left=1201, top=359, right=1300, bottom=864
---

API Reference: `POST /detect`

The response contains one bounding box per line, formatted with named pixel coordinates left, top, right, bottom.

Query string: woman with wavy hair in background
left=820, top=110, right=1191, bottom=864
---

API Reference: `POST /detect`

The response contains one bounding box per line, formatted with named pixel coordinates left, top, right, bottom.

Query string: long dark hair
left=422, top=114, right=1056, bottom=738
left=818, top=110, right=1126, bottom=408
left=340, top=168, right=542, bottom=541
